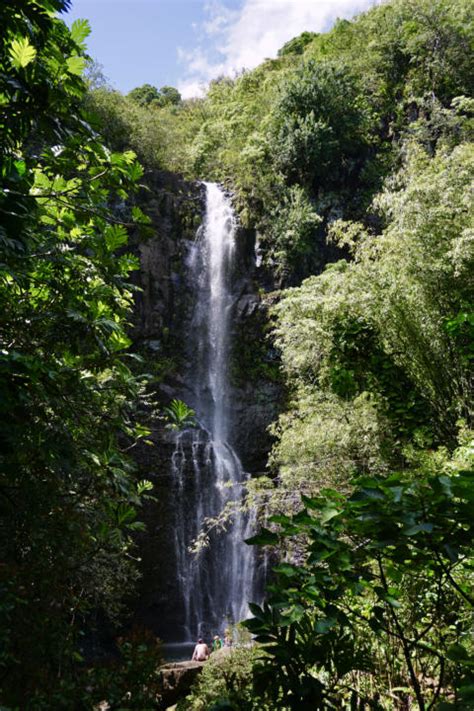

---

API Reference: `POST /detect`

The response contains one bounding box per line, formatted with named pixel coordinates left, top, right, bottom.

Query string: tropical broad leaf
left=137, top=480, right=154, bottom=495
left=320, top=507, right=340, bottom=524
left=131, top=205, right=152, bottom=225
left=109, top=330, right=132, bottom=351
left=105, top=224, right=128, bottom=252
left=164, top=399, right=196, bottom=429
left=70, top=18, right=90, bottom=49
left=129, top=162, right=145, bottom=182
left=9, top=37, right=37, bottom=69
left=273, top=563, right=299, bottom=577
left=66, top=55, right=87, bottom=76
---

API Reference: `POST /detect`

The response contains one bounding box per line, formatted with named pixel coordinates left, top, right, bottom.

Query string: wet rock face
left=130, top=170, right=205, bottom=346
left=131, top=431, right=184, bottom=641
left=232, top=380, right=281, bottom=473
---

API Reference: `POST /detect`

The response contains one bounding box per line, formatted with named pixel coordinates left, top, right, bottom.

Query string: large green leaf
left=66, top=55, right=87, bottom=76
left=70, top=18, right=90, bottom=49
left=320, top=507, right=340, bottom=524
left=9, top=37, right=37, bottom=69
left=105, top=224, right=128, bottom=252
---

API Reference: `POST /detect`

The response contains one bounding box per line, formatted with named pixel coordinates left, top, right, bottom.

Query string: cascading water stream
left=172, top=182, right=256, bottom=640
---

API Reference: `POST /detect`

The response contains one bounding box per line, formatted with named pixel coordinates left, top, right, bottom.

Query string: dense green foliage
left=246, top=441, right=473, bottom=709
left=85, top=85, right=202, bottom=172
left=0, top=1, right=153, bottom=706
left=267, top=142, right=473, bottom=498
left=128, top=82, right=181, bottom=108
left=177, top=647, right=272, bottom=711
left=90, top=626, right=164, bottom=709
left=237, top=5, right=473, bottom=702
left=231, top=2, right=474, bottom=709
left=244, top=136, right=473, bottom=709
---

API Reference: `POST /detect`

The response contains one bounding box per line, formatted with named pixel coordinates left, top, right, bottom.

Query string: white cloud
left=178, top=79, right=209, bottom=99
left=202, top=0, right=239, bottom=36
left=178, top=0, right=381, bottom=99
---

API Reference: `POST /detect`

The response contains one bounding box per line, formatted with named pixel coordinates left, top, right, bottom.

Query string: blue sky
left=64, top=0, right=380, bottom=98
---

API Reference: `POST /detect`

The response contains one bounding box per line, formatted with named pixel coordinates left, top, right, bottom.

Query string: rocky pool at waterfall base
left=162, top=643, right=196, bottom=663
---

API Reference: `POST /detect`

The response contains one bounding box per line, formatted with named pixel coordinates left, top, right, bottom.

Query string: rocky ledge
left=158, top=661, right=205, bottom=709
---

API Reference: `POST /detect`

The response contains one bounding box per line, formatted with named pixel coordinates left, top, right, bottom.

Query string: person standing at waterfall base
left=212, top=635, right=223, bottom=652
left=192, top=638, right=210, bottom=661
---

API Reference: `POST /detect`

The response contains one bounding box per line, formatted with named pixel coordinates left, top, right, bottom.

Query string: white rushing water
left=172, top=182, right=255, bottom=641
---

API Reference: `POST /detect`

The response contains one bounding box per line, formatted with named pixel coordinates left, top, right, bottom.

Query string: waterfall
left=172, top=182, right=255, bottom=641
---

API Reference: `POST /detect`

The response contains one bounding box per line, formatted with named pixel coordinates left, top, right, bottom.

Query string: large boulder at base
left=158, top=661, right=204, bottom=709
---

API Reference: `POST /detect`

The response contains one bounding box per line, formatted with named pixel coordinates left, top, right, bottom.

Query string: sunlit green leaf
left=70, top=18, right=90, bottom=49
left=320, top=507, right=340, bottom=524
left=9, top=37, right=37, bottom=69
left=66, top=55, right=87, bottom=76
left=104, top=224, right=128, bottom=252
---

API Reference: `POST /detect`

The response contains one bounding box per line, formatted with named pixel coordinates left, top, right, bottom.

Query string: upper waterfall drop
left=196, top=181, right=236, bottom=444
left=171, top=182, right=256, bottom=640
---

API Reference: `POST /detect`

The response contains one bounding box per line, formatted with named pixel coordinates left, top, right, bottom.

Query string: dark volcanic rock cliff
left=130, top=170, right=205, bottom=347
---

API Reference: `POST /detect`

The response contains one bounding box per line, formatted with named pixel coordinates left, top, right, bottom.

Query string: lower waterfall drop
left=172, top=182, right=256, bottom=641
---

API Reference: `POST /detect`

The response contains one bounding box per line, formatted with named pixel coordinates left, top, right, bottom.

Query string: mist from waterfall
left=171, top=182, right=255, bottom=641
